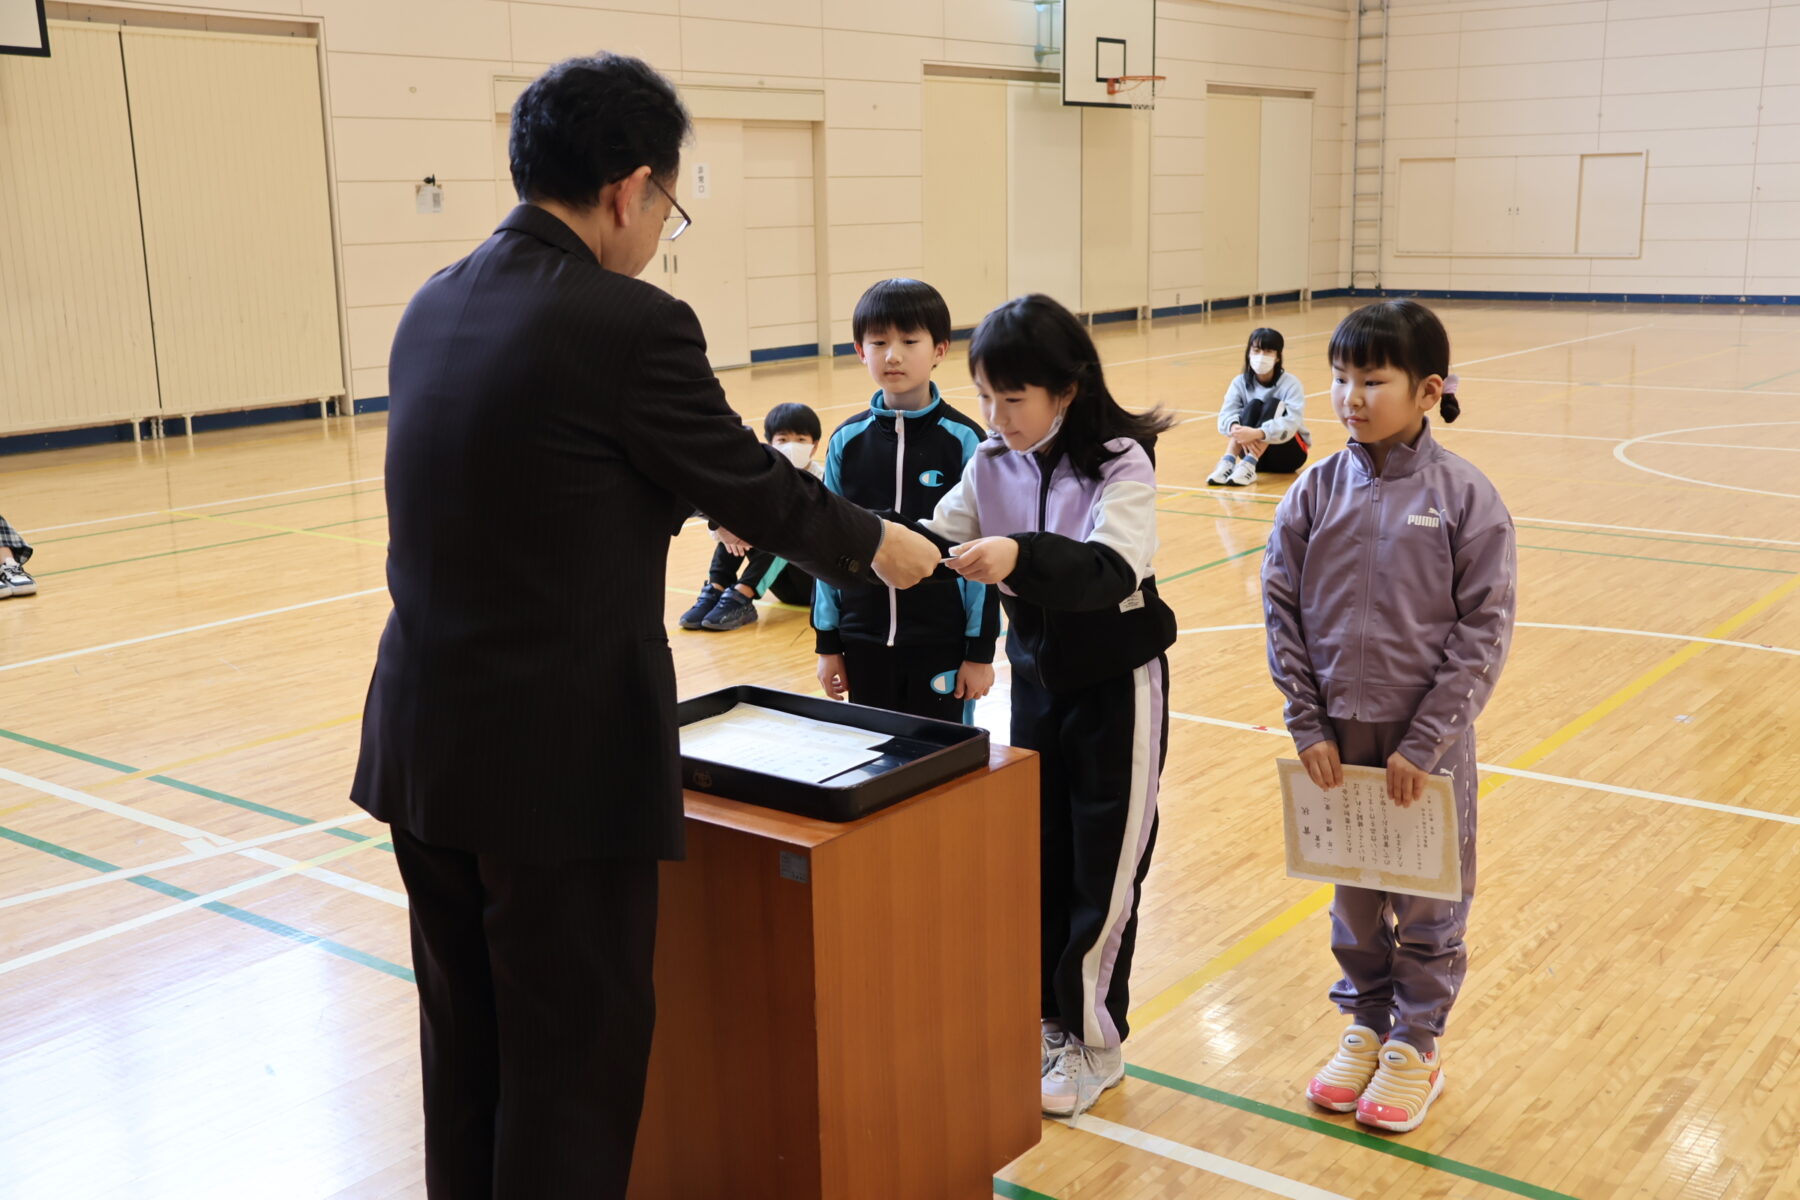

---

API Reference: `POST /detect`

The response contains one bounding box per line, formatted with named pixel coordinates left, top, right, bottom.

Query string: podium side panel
left=630, top=820, right=823, bottom=1200
left=812, top=750, right=1042, bottom=1199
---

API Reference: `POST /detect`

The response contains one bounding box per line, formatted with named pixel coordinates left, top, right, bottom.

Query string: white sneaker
left=1229, top=456, right=1259, bottom=486
left=1041, top=1039, right=1124, bottom=1117
left=1041, top=1020, right=1069, bottom=1076
left=1205, top=456, right=1238, bottom=486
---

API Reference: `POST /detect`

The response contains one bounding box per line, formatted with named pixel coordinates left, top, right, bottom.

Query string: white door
left=1204, top=94, right=1261, bottom=300
left=1006, top=82, right=1083, bottom=307
left=1450, top=156, right=1515, bottom=255
left=1256, top=97, right=1312, bottom=294
left=668, top=119, right=749, bottom=369
left=924, top=79, right=1008, bottom=329
left=1512, top=154, right=1579, bottom=255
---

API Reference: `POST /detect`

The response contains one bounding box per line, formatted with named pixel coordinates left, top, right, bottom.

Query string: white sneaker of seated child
left=1206, top=455, right=1237, bottom=486
left=1229, top=455, right=1259, bottom=486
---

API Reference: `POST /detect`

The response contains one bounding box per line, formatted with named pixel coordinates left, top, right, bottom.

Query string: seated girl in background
left=1207, top=327, right=1310, bottom=487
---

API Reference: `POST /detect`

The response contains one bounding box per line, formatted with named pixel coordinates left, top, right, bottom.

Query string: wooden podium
left=630, top=744, right=1041, bottom=1199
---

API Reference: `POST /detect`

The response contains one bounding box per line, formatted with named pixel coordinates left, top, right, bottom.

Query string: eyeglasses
left=649, top=176, right=691, bottom=241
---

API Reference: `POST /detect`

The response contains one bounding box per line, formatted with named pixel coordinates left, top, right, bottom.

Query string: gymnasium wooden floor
left=3, top=298, right=1799, bottom=1200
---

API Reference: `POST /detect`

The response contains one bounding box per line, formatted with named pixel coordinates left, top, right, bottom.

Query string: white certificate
left=1278, top=760, right=1462, bottom=902
left=679, top=703, right=887, bottom=785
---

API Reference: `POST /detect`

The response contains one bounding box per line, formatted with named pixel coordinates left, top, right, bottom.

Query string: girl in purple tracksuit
left=922, top=295, right=1177, bottom=1119
left=1262, top=299, right=1516, bottom=1134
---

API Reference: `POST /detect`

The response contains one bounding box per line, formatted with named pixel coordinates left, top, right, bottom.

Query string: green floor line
left=36, top=532, right=290, bottom=577
left=992, top=1180, right=1060, bottom=1200
left=34, top=485, right=388, bottom=547
left=0, top=726, right=390, bottom=852
left=304, top=513, right=389, bottom=531
left=1161, top=545, right=1264, bottom=582
left=1126, top=1063, right=1580, bottom=1200
left=0, top=822, right=413, bottom=983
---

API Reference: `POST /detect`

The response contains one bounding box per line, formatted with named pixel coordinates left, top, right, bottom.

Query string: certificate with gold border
left=1279, top=760, right=1462, bottom=901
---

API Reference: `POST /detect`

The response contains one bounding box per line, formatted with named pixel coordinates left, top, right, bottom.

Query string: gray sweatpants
left=1325, top=718, right=1478, bottom=1052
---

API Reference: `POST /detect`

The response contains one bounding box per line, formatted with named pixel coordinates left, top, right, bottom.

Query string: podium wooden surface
left=629, top=743, right=1041, bottom=1200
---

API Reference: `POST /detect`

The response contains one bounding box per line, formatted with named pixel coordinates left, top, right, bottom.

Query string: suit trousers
left=392, top=827, right=660, bottom=1199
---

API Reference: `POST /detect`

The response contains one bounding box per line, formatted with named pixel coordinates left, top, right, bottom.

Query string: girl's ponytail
left=1440, top=372, right=1461, bottom=424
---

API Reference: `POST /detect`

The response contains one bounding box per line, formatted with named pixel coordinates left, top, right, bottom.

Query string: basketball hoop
left=1104, top=74, right=1165, bottom=111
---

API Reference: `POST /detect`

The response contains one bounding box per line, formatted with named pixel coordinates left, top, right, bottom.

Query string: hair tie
left=1442, top=372, right=1460, bottom=395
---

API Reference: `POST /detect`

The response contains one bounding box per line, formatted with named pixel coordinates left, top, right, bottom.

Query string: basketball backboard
left=0, top=0, right=49, bottom=57
left=1061, top=0, right=1155, bottom=108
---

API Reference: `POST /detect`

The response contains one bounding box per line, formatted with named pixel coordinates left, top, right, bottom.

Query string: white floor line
left=29, top=476, right=387, bottom=535
left=1174, top=620, right=1800, bottom=658
left=1614, top=421, right=1800, bottom=501
left=0, top=766, right=406, bottom=905
left=1451, top=323, right=1653, bottom=368
left=0, top=764, right=232, bottom=845
left=1072, top=1115, right=1354, bottom=1200
left=0, top=587, right=388, bottom=676
left=0, top=834, right=392, bottom=979
left=235, top=848, right=408, bottom=908
left=1166, top=710, right=1800, bottom=827
left=0, top=813, right=374, bottom=911
left=1453, top=374, right=1800, bottom=399
left=1155, top=484, right=1800, bottom=549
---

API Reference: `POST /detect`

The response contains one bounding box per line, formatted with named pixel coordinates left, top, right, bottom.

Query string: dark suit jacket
left=351, top=205, right=884, bottom=862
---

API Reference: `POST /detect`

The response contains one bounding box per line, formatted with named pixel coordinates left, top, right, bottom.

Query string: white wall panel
left=0, top=23, right=160, bottom=434
left=122, top=28, right=343, bottom=414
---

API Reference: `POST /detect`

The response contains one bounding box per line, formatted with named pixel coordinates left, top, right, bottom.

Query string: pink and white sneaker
left=1306, top=1024, right=1382, bottom=1112
left=1355, top=1041, right=1445, bottom=1133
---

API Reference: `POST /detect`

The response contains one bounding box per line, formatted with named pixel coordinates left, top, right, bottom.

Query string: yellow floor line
left=90, top=713, right=364, bottom=789
left=162, top=509, right=385, bottom=548
left=1130, top=567, right=1800, bottom=1031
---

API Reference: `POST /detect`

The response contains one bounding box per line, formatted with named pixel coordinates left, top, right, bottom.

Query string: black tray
left=676, top=685, right=990, bottom=823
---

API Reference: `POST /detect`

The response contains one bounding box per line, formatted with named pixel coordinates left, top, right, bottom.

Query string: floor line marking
left=1070, top=1115, right=1353, bottom=1200
left=1174, top=620, right=1800, bottom=658
left=1124, top=1064, right=1581, bottom=1200
left=1154, top=483, right=1800, bottom=548
left=1128, top=885, right=1333, bottom=1030
left=165, top=508, right=388, bottom=548
left=91, top=713, right=364, bottom=788
left=1454, top=374, right=1800, bottom=398
left=1132, top=578, right=1800, bottom=1031
left=27, top=476, right=386, bottom=534
left=0, top=814, right=373, bottom=911
left=1451, top=323, right=1654, bottom=368
left=0, top=587, right=387, bottom=676
left=0, top=764, right=230, bottom=845
left=0, top=834, right=395, bottom=979
left=1613, top=420, right=1800, bottom=500
left=1166, top=710, right=1800, bottom=827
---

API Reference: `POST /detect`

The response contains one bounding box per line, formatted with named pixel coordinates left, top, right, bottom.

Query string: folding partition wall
left=0, top=21, right=343, bottom=438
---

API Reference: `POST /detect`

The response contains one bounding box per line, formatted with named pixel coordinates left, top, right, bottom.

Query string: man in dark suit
left=351, top=53, right=940, bottom=1199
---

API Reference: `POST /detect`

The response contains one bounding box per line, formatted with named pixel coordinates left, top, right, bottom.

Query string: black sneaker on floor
left=678, top=582, right=724, bottom=629
left=700, top=589, right=759, bottom=631
left=0, top=562, right=33, bottom=598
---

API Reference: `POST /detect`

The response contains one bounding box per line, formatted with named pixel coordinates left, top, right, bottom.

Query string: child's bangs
left=968, top=314, right=1055, bottom=395
left=1328, top=308, right=1405, bottom=373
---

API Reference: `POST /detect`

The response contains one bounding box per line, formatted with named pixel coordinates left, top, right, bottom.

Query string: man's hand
left=945, top=537, right=1020, bottom=586
left=871, top=520, right=939, bottom=589
left=714, top=526, right=750, bottom=556
left=1299, top=740, right=1344, bottom=790
left=818, top=654, right=849, bottom=700
left=954, top=661, right=994, bottom=701
left=1386, top=751, right=1428, bottom=808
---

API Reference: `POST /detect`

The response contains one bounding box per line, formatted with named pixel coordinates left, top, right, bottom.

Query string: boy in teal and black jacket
left=814, top=279, right=999, bottom=724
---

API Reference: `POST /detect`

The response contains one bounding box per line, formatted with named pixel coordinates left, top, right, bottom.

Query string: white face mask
left=777, top=441, right=814, bottom=469
left=1249, top=352, right=1278, bottom=376
left=1020, top=410, right=1065, bottom=455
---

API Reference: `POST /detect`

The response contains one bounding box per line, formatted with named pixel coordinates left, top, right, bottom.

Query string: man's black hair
left=509, top=53, right=692, bottom=210
left=763, top=402, right=821, bottom=443
left=852, top=278, right=953, bottom=347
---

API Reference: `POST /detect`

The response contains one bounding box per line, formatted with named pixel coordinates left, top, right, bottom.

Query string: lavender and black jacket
left=923, top=436, right=1177, bottom=692
left=1261, top=420, right=1517, bottom=772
